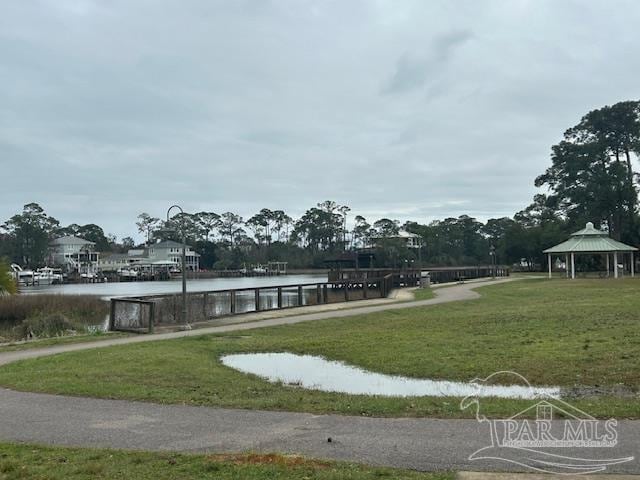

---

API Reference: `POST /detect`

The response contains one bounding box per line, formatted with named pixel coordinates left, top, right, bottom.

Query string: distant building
left=148, top=240, right=200, bottom=271
left=372, top=230, right=422, bottom=249
left=48, top=235, right=100, bottom=275
left=98, top=253, right=136, bottom=272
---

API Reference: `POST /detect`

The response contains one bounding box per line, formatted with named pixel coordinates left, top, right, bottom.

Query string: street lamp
left=167, top=205, right=190, bottom=330
left=489, top=245, right=496, bottom=279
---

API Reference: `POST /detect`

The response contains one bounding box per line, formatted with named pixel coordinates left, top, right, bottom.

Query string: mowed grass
left=0, top=331, right=129, bottom=353
left=0, top=443, right=450, bottom=480
left=1, top=278, right=640, bottom=418
left=410, top=287, right=435, bottom=300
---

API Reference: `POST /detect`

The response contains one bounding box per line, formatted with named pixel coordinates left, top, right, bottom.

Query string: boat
left=10, top=264, right=36, bottom=286
left=35, top=267, right=64, bottom=285
left=117, top=268, right=139, bottom=280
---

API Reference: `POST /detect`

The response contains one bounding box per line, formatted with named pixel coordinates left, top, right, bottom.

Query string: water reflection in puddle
left=221, top=353, right=560, bottom=399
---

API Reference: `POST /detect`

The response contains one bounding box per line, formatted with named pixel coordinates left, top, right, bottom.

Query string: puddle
left=220, top=353, right=560, bottom=399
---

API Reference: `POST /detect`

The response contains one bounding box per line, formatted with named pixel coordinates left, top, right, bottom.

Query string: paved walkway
left=2, top=277, right=638, bottom=474
left=0, top=277, right=512, bottom=367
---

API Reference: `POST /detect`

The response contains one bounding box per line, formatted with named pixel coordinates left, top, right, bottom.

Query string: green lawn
left=1, top=279, right=639, bottom=418
left=0, top=332, right=129, bottom=353
left=411, top=287, right=435, bottom=300
left=0, top=443, right=450, bottom=480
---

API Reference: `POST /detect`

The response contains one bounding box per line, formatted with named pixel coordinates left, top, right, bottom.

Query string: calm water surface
left=221, top=352, right=561, bottom=399
left=21, top=274, right=327, bottom=299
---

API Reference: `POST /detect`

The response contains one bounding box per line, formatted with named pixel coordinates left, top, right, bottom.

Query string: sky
left=1, top=0, right=640, bottom=241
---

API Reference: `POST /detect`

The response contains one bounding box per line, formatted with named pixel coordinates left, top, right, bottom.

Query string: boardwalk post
left=323, top=284, right=328, bottom=303
left=148, top=302, right=155, bottom=334
left=255, top=288, right=260, bottom=311
left=109, top=299, right=116, bottom=331
left=363, top=281, right=368, bottom=299
left=230, top=290, right=236, bottom=314
left=344, top=282, right=349, bottom=301
left=277, top=287, right=283, bottom=308
left=203, top=293, right=208, bottom=319
left=297, top=285, right=303, bottom=306
left=138, top=302, right=143, bottom=329
left=316, top=284, right=322, bottom=304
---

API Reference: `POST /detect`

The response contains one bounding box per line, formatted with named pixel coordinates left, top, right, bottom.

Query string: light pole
left=489, top=245, right=496, bottom=279
left=167, top=205, right=189, bottom=330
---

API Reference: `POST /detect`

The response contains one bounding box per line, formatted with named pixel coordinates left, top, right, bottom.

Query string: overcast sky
left=1, top=0, right=640, bottom=240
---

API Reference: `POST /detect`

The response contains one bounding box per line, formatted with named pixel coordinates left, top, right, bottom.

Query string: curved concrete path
left=2, top=277, right=639, bottom=474
left=0, top=277, right=512, bottom=367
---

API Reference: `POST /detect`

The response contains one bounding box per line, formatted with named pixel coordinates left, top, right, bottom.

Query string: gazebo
left=543, top=222, right=637, bottom=279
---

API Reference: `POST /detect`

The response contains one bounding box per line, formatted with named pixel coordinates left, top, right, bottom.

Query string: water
left=221, top=352, right=561, bottom=399
left=20, top=274, right=327, bottom=299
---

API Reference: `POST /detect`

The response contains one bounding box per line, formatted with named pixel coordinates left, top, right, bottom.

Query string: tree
left=121, top=237, right=135, bottom=250
left=218, top=212, right=244, bottom=248
left=352, top=215, right=371, bottom=248
left=338, top=205, right=350, bottom=250
left=373, top=218, right=399, bottom=237
left=247, top=209, right=276, bottom=246
left=292, top=201, right=345, bottom=251
left=271, top=210, right=292, bottom=242
left=1, top=203, right=59, bottom=267
left=76, top=224, right=111, bottom=251
left=535, top=100, right=640, bottom=242
left=136, top=213, right=160, bottom=245
left=193, top=212, right=220, bottom=242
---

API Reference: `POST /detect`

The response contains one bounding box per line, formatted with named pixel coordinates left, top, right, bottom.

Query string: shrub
left=0, top=295, right=108, bottom=341
left=12, top=313, right=76, bottom=339
left=0, top=260, right=17, bottom=296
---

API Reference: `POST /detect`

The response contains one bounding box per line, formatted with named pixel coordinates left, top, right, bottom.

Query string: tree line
left=1, top=100, right=639, bottom=270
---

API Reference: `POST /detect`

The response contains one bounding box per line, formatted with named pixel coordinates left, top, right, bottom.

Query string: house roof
left=50, top=235, right=95, bottom=246
left=543, top=222, right=638, bottom=253
left=150, top=240, right=200, bottom=256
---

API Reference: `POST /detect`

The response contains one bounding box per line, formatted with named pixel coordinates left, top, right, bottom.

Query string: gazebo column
left=547, top=254, right=552, bottom=279
left=631, top=252, right=635, bottom=278
left=614, top=252, right=618, bottom=279
left=565, top=254, right=569, bottom=278
left=606, top=254, right=610, bottom=277
left=570, top=252, right=575, bottom=279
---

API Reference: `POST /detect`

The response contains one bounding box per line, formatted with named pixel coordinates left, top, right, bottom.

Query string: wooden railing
left=110, top=276, right=395, bottom=333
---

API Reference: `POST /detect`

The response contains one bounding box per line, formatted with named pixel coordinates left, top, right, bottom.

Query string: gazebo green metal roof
left=543, top=222, right=638, bottom=254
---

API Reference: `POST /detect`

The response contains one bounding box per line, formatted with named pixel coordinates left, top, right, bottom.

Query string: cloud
left=382, top=30, right=472, bottom=95
left=1, top=1, right=640, bottom=240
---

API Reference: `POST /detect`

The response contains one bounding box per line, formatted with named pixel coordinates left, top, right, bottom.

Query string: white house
left=48, top=235, right=100, bottom=275
left=148, top=240, right=200, bottom=271
left=372, top=230, right=422, bottom=249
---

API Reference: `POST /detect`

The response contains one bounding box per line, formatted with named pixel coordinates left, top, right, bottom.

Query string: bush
left=12, top=313, right=76, bottom=339
left=0, top=295, right=108, bottom=341
left=0, top=260, right=17, bottom=295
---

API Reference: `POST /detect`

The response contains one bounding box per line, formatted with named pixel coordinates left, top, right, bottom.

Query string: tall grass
left=0, top=295, right=109, bottom=341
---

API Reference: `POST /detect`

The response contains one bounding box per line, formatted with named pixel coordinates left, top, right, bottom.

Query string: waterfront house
left=372, top=230, right=422, bottom=249
left=148, top=240, right=200, bottom=271
left=48, top=235, right=100, bottom=276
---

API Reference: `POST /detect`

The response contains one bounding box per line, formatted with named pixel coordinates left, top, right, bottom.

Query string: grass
left=0, top=331, right=129, bottom=353
left=412, top=287, right=435, bottom=300
left=1, top=278, right=640, bottom=418
left=0, top=443, right=450, bottom=479
left=0, top=294, right=109, bottom=341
